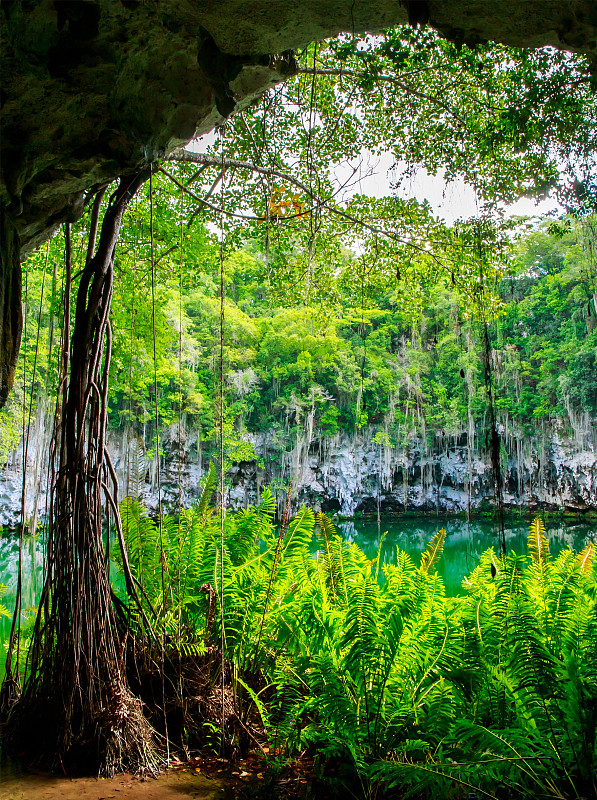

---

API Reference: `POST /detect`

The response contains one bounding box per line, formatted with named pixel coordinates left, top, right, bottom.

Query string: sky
left=188, top=133, right=562, bottom=226
left=328, top=149, right=562, bottom=225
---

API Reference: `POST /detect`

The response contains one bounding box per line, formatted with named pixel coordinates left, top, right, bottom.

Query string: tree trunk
left=4, top=172, right=161, bottom=776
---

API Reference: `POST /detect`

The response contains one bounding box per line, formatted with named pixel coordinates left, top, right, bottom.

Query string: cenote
left=2, top=512, right=594, bottom=648
left=2, top=4, right=597, bottom=797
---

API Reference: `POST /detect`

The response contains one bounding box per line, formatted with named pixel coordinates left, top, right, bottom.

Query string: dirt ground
left=0, top=770, right=226, bottom=800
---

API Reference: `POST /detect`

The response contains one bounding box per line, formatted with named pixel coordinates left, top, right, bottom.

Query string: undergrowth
left=109, top=470, right=597, bottom=799
left=3, top=466, right=589, bottom=797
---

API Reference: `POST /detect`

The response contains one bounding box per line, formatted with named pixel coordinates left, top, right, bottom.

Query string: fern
left=528, top=516, right=549, bottom=567
left=576, top=541, right=596, bottom=573
left=0, top=583, right=9, bottom=618
left=420, top=528, right=446, bottom=574
left=197, top=461, right=217, bottom=518
left=120, top=496, right=161, bottom=591
left=113, top=493, right=597, bottom=800
left=316, top=512, right=347, bottom=604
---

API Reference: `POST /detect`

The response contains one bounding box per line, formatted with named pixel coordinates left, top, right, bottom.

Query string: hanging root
left=5, top=680, right=163, bottom=777
left=2, top=172, right=161, bottom=777
left=92, top=685, right=164, bottom=778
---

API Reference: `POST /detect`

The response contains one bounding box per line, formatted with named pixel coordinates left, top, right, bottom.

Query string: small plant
left=0, top=583, right=10, bottom=618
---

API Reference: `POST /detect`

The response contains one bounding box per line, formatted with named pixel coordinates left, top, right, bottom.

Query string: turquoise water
left=338, top=514, right=595, bottom=595
left=1, top=515, right=595, bottom=647
left=0, top=531, right=44, bottom=646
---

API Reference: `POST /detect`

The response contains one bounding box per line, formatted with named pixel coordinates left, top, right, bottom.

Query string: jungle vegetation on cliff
left=1, top=23, right=596, bottom=799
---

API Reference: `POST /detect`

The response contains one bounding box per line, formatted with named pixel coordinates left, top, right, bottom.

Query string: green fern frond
left=197, top=462, right=217, bottom=519
left=341, top=575, right=384, bottom=699
left=281, top=506, right=315, bottom=569
left=256, top=486, right=276, bottom=518
left=236, top=676, right=272, bottom=731
left=315, top=511, right=337, bottom=546
left=0, top=582, right=9, bottom=619
left=575, top=541, right=595, bottom=573
left=420, top=528, right=446, bottom=574
left=528, top=516, right=549, bottom=567
left=180, top=640, right=205, bottom=657
left=120, top=496, right=161, bottom=588
left=129, top=436, right=146, bottom=501
left=316, top=512, right=347, bottom=603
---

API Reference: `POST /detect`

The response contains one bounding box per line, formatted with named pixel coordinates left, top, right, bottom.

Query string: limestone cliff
left=2, top=415, right=595, bottom=527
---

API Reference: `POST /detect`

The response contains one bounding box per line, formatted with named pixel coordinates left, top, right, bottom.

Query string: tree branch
left=296, top=67, right=468, bottom=125
left=164, top=151, right=444, bottom=266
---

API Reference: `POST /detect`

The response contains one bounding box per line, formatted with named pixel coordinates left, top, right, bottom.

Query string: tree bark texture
left=4, top=172, right=160, bottom=776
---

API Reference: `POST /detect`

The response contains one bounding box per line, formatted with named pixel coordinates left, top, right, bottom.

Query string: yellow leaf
left=528, top=516, right=549, bottom=567
left=576, top=541, right=595, bottom=573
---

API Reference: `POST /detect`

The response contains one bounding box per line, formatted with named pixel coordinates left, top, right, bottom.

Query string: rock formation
left=2, top=418, right=595, bottom=527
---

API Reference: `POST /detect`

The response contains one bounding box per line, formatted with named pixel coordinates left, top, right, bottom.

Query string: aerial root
left=93, top=684, right=164, bottom=778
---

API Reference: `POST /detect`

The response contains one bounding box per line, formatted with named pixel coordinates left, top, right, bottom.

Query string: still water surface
left=1, top=514, right=595, bottom=645
left=0, top=513, right=594, bottom=781
left=339, top=513, right=594, bottom=594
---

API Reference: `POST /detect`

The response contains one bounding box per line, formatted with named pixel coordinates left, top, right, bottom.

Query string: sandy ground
left=0, top=771, right=226, bottom=800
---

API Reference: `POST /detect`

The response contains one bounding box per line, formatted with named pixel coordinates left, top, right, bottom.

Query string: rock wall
left=2, top=415, right=596, bottom=527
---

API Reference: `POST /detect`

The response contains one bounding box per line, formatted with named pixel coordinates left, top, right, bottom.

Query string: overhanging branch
left=165, top=151, right=444, bottom=266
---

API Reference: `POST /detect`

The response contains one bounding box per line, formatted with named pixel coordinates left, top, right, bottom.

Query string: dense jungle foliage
left=1, top=23, right=596, bottom=795
left=1, top=27, right=596, bottom=471
left=2, top=211, right=596, bottom=471
left=107, top=481, right=597, bottom=800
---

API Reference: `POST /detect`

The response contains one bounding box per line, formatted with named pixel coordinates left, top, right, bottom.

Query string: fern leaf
left=257, top=487, right=276, bottom=519
left=236, top=676, right=271, bottom=730
left=420, top=529, right=446, bottom=574
left=528, top=516, right=549, bottom=567
left=575, top=541, right=595, bottom=573
left=197, top=462, right=216, bottom=519
left=316, top=511, right=337, bottom=546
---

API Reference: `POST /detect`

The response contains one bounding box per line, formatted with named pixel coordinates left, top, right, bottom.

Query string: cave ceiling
left=1, top=0, right=597, bottom=405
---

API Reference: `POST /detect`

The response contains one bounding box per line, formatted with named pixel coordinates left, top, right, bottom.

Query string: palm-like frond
left=113, top=492, right=597, bottom=800
left=420, top=528, right=446, bottom=574
left=528, top=516, right=549, bottom=567
left=316, top=512, right=346, bottom=603
left=120, top=496, right=160, bottom=589
left=576, top=541, right=596, bottom=573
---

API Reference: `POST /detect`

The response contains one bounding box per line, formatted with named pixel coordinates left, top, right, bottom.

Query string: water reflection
left=0, top=516, right=595, bottom=643
left=338, top=516, right=595, bottom=596
left=0, top=529, right=45, bottom=645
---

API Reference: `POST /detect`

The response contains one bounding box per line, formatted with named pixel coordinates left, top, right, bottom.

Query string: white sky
left=189, top=133, right=562, bottom=225
left=331, top=149, right=562, bottom=224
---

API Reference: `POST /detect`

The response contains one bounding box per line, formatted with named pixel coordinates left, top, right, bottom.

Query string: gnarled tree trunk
left=4, top=172, right=161, bottom=776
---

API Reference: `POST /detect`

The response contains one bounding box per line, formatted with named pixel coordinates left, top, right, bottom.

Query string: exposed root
left=92, top=686, right=164, bottom=778
left=1, top=173, right=157, bottom=778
